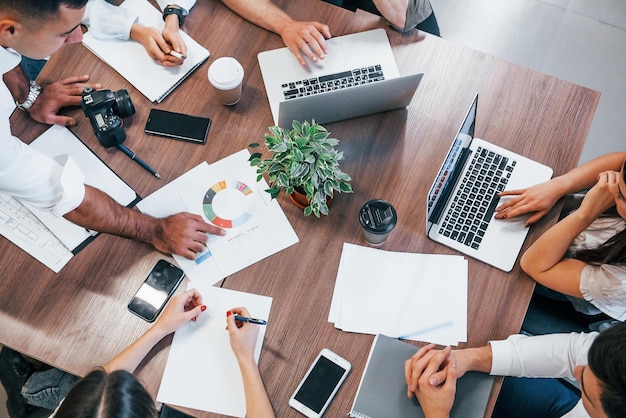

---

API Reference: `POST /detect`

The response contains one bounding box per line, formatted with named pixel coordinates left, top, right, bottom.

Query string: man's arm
left=3, top=65, right=101, bottom=126
left=64, top=186, right=224, bottom=260
left=220, top=0, right=331, bottom=66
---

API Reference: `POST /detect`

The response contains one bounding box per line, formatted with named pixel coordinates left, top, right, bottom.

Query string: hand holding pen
left=226, top=308, right=264, bottom=361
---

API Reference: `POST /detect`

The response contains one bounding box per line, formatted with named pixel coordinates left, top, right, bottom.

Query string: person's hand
left=154, top=288, right=205, bottom=335
left=576, top=171, right=620, bottom=219
left=150, top=212, right=226, bottom=260
left=226, top=307, right=260, bottom=364
left=494, top=180, right=564, bottom=226
left=405, top=345, right=472, bottom=396
left=28, top=75, right=102, bottom=126
left=130, top=23, right=184, bottom=67
left=409, top=346, right=457, bottom=418
left=278, top=20, right=331, bottom=66
left=162, top=19, right=188, bottom=61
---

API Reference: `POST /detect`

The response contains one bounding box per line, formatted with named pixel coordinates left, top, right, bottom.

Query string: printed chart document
left=329, top=243, right=467, bottom=346
left=348, top=334, right=493, bottom=418
left=137, top=149, right=299, bottom=285
left=26, top=125, right=140, bottom=253
left=157, top=284, right=272, bottom=417
left=82, top=0, right=210, bottom=102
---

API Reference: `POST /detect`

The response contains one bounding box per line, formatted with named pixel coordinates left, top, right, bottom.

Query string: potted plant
left=249, top=120, right=353, bottom=217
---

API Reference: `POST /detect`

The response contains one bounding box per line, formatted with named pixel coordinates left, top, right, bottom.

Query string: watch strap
left=17, top=81, right=42, bottom=111
left=163, top=6, right=187, bottom=27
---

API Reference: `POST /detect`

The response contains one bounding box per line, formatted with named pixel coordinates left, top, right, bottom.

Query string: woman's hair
left=573, top=218, right=626, bottom=265
left=0, top=0, right=87, bottom=20
left=588, top=322, right=626, bottom=418
left=54, top=369, right=157, bottom=418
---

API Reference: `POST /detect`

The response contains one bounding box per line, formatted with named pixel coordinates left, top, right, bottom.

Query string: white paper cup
left=208, top=57, right=244, bottom=105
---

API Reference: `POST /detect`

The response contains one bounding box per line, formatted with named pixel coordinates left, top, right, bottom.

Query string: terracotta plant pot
left=289, top=188, right=310, bottom=209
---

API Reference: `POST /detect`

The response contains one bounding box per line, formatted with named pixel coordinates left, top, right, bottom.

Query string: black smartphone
left=127, top=259, right=185, bottom=322
left=144, top=108, right=211, bottom=144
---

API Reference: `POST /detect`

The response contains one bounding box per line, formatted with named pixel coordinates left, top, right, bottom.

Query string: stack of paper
left=137, top=149, right=299, bottom=285
left=329, top=243, right=467, bottom=346
left=82, top=0, right=210, bottom=102
left=157, top=284, right=272, bottom=417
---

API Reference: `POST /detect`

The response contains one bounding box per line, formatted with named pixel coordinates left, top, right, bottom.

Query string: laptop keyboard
left=439, top=147, right=516, bottom=250
left=281, top=65, right=385, bottom=100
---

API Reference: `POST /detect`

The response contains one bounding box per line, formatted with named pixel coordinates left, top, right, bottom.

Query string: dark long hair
left=588, top=322, right=626, bottom=418
left=54, top=369, right=157, bottom=418
left=573, top=209, right=626, bottom=265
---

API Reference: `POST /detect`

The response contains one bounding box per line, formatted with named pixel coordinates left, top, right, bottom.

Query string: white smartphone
left=288, top=348, right=351, bottom=417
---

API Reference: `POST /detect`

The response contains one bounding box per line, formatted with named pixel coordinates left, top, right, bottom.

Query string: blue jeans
left=21, top=368, right=78, bottom=410
left=492, top=376, right=580, bottom=418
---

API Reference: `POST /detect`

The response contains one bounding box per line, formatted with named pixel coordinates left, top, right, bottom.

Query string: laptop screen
left=427, top=95, right=478, bottom=225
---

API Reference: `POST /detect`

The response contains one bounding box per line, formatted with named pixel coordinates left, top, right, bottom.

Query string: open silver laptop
left=257, top=28, right=423, bottom=128
left=426, top=94, right=553, bottom=271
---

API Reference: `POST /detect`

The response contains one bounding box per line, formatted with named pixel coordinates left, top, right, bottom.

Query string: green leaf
left=266, top=187, right=281, bottom=199
left=340, top=183, right=353, bottom=193
left=304, top=205, right=313, bottom=216
left=249, top=142, right=260, bottom=148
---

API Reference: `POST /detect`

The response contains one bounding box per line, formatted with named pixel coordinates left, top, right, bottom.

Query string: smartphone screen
left=289, top=349, right=351, bottom=417
left=144, top=108, right=211, bottom=144
left=127, top=259, right=185, bottom=322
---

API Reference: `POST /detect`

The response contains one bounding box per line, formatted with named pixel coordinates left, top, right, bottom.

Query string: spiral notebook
left=349, top=334, right=493, bottom=418
left=82, top=0, right=210, bottom=103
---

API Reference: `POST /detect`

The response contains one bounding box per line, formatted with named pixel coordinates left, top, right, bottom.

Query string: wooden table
left=3, top=1, right=599, bottom=416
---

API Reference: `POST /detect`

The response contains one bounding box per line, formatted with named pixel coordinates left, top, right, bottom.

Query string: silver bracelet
left=17, top=80, right=42, bottom=111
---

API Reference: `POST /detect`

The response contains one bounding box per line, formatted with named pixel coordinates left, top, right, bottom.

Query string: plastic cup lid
left=359, top=199, right=397, bottom=234
left=208, top=57, right=244, bottom=90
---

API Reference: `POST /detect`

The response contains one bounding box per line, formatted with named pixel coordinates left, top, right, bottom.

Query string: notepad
left=349, top=334, right=493, bottom=418
left=82, top=0, right=210, bottom=103
left=26, top=125, right=140, bottom=253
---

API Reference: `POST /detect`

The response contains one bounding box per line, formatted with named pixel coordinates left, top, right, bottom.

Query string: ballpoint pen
left=117, top=144, right=161, bottom=179
left=398, top=320, right=454, bottom=341
left=234, top=315, right=267, bottom=325
left=168, top=50, right=186, bottom=59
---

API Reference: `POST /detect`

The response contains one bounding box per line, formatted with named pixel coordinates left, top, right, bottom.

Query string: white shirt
left=490, top=332, right=598, bottom=418
left=0, top=47, right=85, bottom=216
left=84, top=0, right=198, bottom=40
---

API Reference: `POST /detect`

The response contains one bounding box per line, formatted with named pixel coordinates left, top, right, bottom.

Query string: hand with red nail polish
left=153, top=288, right=206, bottom=335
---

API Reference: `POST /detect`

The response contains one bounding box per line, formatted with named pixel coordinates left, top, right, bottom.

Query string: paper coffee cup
left=208, top=57, right=244, bottom=105
left=359, top=199, right=397, bottom=246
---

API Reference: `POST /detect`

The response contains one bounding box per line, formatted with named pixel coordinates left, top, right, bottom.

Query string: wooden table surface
left=3, top=1, right=599, bottom=417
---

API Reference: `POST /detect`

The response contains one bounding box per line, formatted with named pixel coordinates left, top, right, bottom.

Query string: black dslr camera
left=81, top=87, right=135, bottom=147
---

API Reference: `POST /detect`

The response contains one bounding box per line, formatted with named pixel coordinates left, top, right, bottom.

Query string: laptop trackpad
left=301, top=38, right=349, bottom=76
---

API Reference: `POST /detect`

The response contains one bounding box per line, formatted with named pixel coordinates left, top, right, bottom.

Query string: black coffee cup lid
left=359, top=199, right=397, bottom=234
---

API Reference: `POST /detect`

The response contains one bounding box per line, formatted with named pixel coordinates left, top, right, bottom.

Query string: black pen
left=234, top=315, right=267, bottom=325
left=117, top=144, right=161, bottom=179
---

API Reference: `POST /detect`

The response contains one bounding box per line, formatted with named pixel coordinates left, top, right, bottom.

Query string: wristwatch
left=17, top=80, right=42, bottom=111
left=163, top=6, right=188, bottom=28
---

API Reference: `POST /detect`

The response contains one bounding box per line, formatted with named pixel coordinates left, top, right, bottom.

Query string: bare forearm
left=237, top=358, right=275, bottom=418
left=220, top=0, right=293, bottom=35
left=63, top=185, right=158, bottom=244
left=553, top=152, right=626, bottom=194
left=460, top=346, right=492, bottom=374
left=104, top=325, right=168, bottom=373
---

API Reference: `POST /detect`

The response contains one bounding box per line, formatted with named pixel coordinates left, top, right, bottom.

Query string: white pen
left=398, top=320, right=454, bottom=341
left=169, top=50, right=185, bottom=59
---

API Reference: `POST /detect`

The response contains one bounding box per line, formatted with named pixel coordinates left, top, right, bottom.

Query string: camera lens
left=113, top=89, right=136, bottom=118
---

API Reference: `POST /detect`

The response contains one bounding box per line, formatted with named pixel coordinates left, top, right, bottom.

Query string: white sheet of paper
left=26, top=125, right=138, bottom=251
left=156, top=285, right=272, bottom=417
left=137, top=150, right=298, bottom=285
left=328, top=243, right=467, bottom=346
left=82, top=0, right=210, bottom=102
left=0, top=192, right=72, bottom=272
